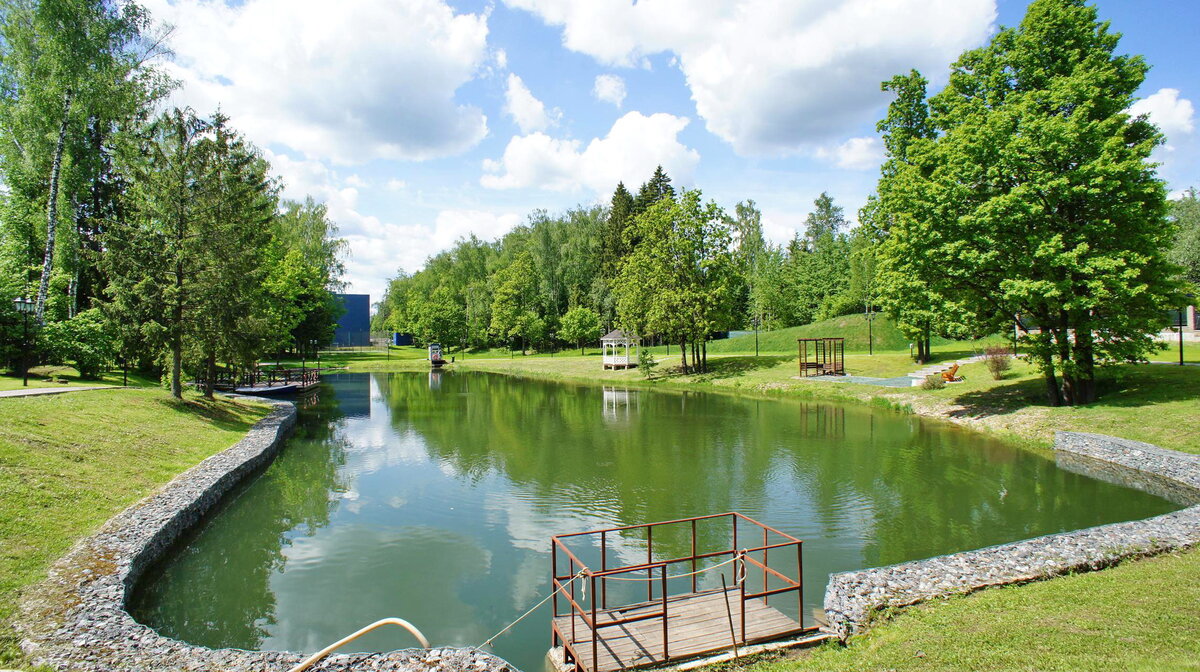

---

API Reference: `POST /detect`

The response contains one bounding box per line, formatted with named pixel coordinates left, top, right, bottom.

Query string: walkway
left=0, top=386, right=111, bottom=399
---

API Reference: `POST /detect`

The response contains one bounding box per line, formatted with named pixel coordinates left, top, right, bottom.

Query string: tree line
left=0, top=0, right=346, bottom=397
left=373, top=166, right=882, bottom=373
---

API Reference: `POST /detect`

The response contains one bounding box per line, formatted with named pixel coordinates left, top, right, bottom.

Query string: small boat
left=428, top=343, right=447, bottom=369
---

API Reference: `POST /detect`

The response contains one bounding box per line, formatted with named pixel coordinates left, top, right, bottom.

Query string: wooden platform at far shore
left=552, top=588, right=813, bottom=672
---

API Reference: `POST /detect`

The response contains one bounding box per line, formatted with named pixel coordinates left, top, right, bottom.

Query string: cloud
left=504, top=0, right=996, bottom=156
left=593, top=74, right=627, bottom=108
left=385, top=179, right=407, bottom=191
left=814, top=136, right=883, bottom=171
left=503, top=73, right=556, bottom=133
left=1128, top=88, right=1195, bottom=142
left=145, top=0, right=490, bottom=164
left=264, top=149, right=519, bottom=301
left=481, top=111, right=700, bottom=194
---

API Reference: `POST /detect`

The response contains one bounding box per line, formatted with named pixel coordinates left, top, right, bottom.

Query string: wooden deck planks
left=552, top=588, right=805, bottom=672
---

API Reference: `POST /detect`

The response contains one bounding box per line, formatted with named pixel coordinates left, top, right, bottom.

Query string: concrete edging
left=822, top=431, right=1200, bottom=638
left=17, top=397, right=513, bottom=672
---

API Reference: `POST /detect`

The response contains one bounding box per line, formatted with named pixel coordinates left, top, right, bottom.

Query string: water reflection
left=132, top=372, right=1180, bottom=671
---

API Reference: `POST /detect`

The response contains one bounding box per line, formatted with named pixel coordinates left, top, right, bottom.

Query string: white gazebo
left=601, top=329, right=639, bottom=369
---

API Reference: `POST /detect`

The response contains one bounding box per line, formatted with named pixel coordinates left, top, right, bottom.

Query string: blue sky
left=143, top=0, right=1200, bottom=302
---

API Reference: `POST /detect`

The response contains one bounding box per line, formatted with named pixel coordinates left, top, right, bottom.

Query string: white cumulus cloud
left=1128, top=88, right=1195, bottom=141
left=593, top=74, right=627, bottom=108
left=144, top=0, right=490, bottom=164
left=504, top=73, right=556, bottom=133
left=814, top=136, right=883, bottom=171
left=481, top=111, right=700, bottom=194
left=504, top=0, right=996, bottom=156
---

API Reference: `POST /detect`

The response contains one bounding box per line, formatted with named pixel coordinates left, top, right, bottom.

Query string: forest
left=0, top=0, right=346, bottom=397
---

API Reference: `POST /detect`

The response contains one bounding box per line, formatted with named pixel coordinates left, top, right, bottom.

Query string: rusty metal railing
left=550, top=512, right=806, bottom=672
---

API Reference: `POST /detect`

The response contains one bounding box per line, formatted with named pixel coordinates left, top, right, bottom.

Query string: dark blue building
left=333, top=293, right=371, bottom=347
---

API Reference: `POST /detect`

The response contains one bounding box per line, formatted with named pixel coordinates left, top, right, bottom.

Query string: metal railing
left=550, top=512, right=807, bottom=672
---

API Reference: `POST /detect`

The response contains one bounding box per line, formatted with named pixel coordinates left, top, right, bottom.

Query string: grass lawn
left=0, top=364, right=158, bottom=392
left=0, top=388, right=270, bottom=667
left=737, top=549, right=1200, bottom=672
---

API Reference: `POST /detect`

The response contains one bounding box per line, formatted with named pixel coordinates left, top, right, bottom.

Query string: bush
left=638, top=347, right=659, bottom=379
left=921, top=374, right=946, bottom=390
left=42, top=309, right=117, bottom=379
left=984, top=345, right=1013, bottom=380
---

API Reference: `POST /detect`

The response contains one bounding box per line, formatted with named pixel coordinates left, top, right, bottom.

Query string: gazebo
left=601, top=329, right=639, bottom=369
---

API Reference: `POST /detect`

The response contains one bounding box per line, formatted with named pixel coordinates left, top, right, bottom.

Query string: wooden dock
left=553, top=588, right=805, bottom=672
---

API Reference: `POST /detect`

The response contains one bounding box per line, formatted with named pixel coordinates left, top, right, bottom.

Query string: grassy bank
left=741, top=549, right=1200, bottom=672
left=0, top=388, right=269, bottom=667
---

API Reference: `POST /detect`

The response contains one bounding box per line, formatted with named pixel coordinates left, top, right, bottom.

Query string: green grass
left=0, top=388, right=270, bottom=667
left=738, top=550, right=1200, bottom=672
left=0, top=364, right=157, bottom=392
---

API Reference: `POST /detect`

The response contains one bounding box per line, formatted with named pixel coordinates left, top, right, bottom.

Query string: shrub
left=984, top=345, right=1013, bottom=380
left=921, top=374, right=946, bottom=390
left=638, top=347, right=659, bottom=379
left=42, top=309, right=116, bottom=379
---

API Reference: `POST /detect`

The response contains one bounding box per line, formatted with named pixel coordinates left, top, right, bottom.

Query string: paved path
left=0, top=385, right=112, bottom=399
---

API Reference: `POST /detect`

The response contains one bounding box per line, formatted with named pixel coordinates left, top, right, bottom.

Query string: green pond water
left=130, top=371, right=1178, bottom=671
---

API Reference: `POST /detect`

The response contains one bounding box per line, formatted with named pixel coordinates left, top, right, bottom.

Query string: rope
left=589, top=551, right=747, bottom=583
left=475, top=551, right=748, bottom=650
left=476, top=570, right=587, bottom=650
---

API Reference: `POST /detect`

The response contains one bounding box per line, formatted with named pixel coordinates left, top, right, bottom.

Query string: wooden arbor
left=601, top=330, right=639, bottom=369
left=797, top=337, right=845, bottom=376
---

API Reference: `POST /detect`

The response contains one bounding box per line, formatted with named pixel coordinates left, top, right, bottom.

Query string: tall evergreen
left=632, top=165, right=674, bottom=216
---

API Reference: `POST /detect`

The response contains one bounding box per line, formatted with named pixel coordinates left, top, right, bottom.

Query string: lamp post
left=13, top=297, right=34, bottom=386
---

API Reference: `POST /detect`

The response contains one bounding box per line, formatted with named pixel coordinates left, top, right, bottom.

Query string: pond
left=130, top=372, right=1178, bottom=671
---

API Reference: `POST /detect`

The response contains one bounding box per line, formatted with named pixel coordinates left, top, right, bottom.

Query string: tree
left=104, top=108, right=276, bottom=399
left=0, top=0, right=167, bottom=323
left=1170, top=188, right=1200, bottom=288
left=187, top=113, right=276, bottom=397
left=602, top=182, right=634, bottom=277
left=632, top=165, right=674, bottom=216
left=873, top=70, right=947, bottom=363
left=559, top=306, right=601, bottom=354
left=615, top=189, right=738, bottom=373
left=874, top=0, right=1181, bottom=405
left=42, top=307, right=114, bottom=378
left=490, top=251, right=536, bottom=351
left=783, top=193, right=852, bottom=322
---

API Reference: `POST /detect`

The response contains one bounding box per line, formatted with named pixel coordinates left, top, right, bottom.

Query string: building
left=332, top=293, right=371, bottom=347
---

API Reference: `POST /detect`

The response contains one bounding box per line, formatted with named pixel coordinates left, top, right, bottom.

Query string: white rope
left=476, top=570, right=587, bottom=650
left=597, top=551, right=747, bottom=583
left=475, top=551, right=748, bottom=651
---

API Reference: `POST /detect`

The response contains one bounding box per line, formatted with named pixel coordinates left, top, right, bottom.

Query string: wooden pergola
left=601, top=330, right=639, bottom=369
left=797, top=337, right=845, bottom=377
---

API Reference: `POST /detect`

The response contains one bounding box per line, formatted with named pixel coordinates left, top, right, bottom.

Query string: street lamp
left=12, top=297, right=35, bottom=386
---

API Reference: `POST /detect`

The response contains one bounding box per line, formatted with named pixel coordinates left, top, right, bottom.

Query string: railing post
left=797, top=541, right=804, bottom=629
left=690, top=519, right=698, bottom=594
left=661, top=565, right=669, bottom=661
left=569, top=556, right=576, bottom=645
left=647, top=526, right=654, bottom=602
left=591, top=574, right=598, bottom=672
left=740, top=556, right=747, bottom=644
left=763, top=527, right=769, bottom=605
left=600, top=530, right=608, bottom=609
left=551, top=542, right=559, bottom=618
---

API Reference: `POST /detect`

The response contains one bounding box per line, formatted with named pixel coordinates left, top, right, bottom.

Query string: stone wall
left=17, top=398, right=514, bottom=672
left=823, top=432, right=1200, bottom=639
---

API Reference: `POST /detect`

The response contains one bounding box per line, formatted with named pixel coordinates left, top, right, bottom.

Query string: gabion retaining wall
left=823, top=431, right=1200, bottom=638
left=17, top=399, right=514, bottom=672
